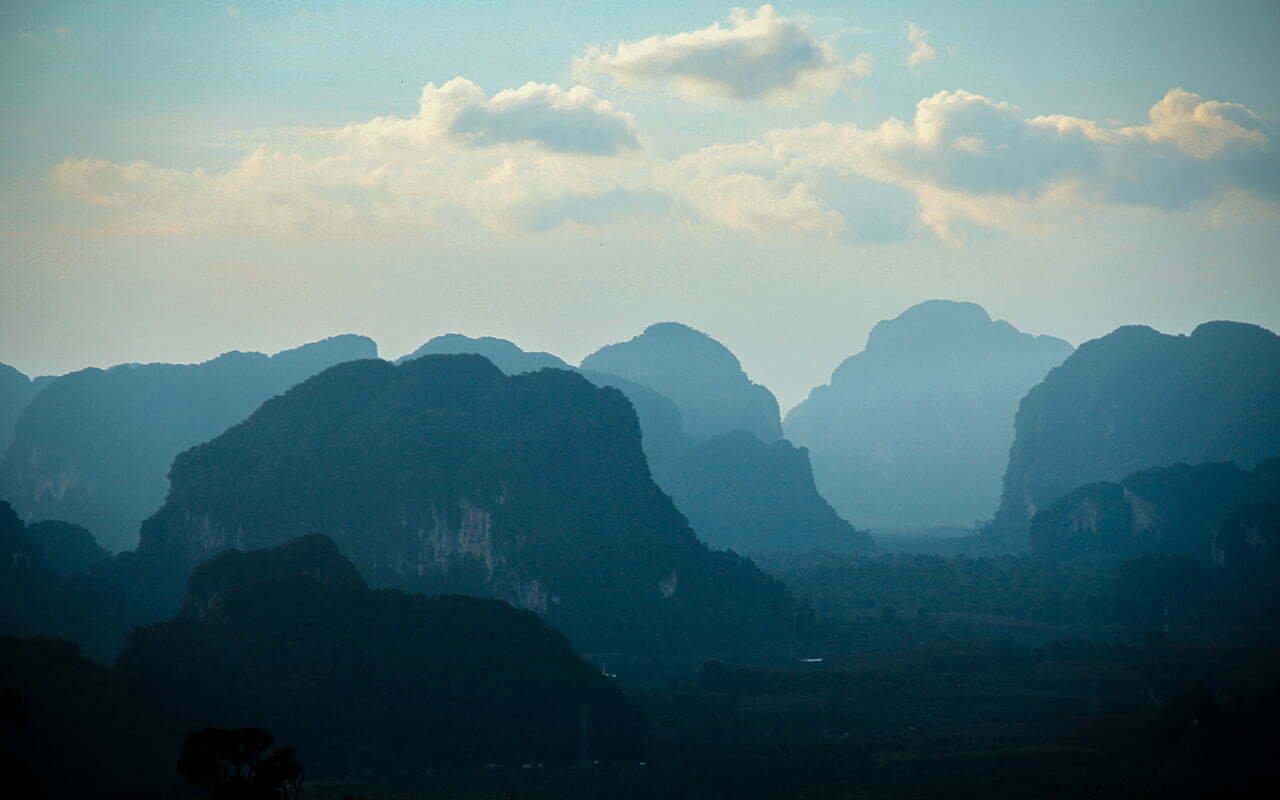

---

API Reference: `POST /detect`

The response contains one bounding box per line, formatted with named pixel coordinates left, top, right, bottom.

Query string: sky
left=2, top=0, right=1278, bottom=411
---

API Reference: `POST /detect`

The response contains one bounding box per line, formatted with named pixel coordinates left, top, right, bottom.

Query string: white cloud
left=51, top=79, right=651, bottom=237
left=904, top=22, right=936, bottom=68
left=51, top=84, right=1277, bottom=244
left=573, top=5, right=871, bottom=103
left=670, top=88, right=1278, bottom=243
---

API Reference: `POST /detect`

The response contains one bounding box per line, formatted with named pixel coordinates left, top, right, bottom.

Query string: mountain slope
left=991, top=321, right=1280, bottom=545
left=138, top=355, right=795, bottom=652
left=784, top=300, right=1072, bottom=530
left=581, top=322, right=782, bottom=443
left=0, top=335, right=377, bottom=550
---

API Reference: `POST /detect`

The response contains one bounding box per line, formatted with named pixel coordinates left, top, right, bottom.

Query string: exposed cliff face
left=663, top=430, right=872, bottom=553
left=139, top=355, right=794, bottom=652
left=580, top=322, right=783, bottom=443
left=992, top=321, right=1280, bottom=546
left=0, top=335, right=377, bottom=551
left=784, top=301, right=1073, bottom=530
left=1029, top=459, right=1279, bottom=561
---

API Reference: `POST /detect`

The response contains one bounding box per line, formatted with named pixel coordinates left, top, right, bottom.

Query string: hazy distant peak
left=397, top=333, right=571, bottom=373
left=271, top=334, right=378, bottom=367
left=1190, top=319, right=1279, bottom=344
left=858, top=300, right=1070, bottom=366
left=581, top=322, right=782, bottom=442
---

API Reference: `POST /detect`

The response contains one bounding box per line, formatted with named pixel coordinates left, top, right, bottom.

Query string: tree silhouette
left=177, top=727, right=302, bottom=799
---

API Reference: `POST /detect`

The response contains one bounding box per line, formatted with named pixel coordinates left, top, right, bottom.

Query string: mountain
left=580, top=322, right=783, bottom=443
left=0, top=335, right=377, bottom=551
left=397, top=333, right=572, bottom=372
left=117, top=535, right=644, bottom=774
left=1028, top=459, right=1280, bottom=561
left=408, top=334, right=865, bottom=553
left=784, top=300, right=1073, bottom=530
left=991, top=321, right=1280, bottom=546
left=0, top=362, right=45, bottom=457
left=662, top=430, right=873, bottom=553
left=137, top=355, right=795, bottom=653
left=24, top=520, right=108, bottom=577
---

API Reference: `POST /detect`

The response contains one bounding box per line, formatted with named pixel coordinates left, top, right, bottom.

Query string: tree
left=177, top=727, right=302, bottom=800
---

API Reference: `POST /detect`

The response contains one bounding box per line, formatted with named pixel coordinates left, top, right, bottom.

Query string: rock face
left=581, top=322, right=783, bottom=443
left=991, top=321, right=1280, bottom=546
left=406, top=334, right=862, bottom=553
left=117, top=535, right=644, bottom=771
left=139, top=355, right=794, bottom=652
left=785, top=301, right=1073, bottom=530
left=1028, top=459, right=1279, bottom=561
left=0, top=362, right=46, bottom=457
left=662, top=430, right=873, bottom=554
left=0, top=335, right=377, bottom=551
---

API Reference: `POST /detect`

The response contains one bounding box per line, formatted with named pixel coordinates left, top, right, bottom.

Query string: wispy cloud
left=904, top=22, right=936, bottom=69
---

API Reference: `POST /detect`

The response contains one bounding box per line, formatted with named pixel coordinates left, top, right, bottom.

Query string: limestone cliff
left=992, top=321, right=1280, bottom=546
left=139, top=355, right=794, bottom=652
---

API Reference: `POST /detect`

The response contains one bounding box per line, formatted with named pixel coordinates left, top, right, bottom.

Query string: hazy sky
left=3, top=1, right=1278, bottom=410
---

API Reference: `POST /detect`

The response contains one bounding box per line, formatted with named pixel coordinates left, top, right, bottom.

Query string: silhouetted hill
left=785, top=301, right=1072, bottom=529
left=580, top=322, right=783, bottom=443
left=0, top=363, right=44, bottom=457
left=1029, top=459, right=1280, bottom=561
left=118, top=535, right=644, bottom=773
left=0, top=335, right=377, bottom=551
left=0, top=635, right=181, bottom=799
left=138, top=355, right=795, bottom=653
left=991, top=321, right=1280, bottom=546
left=25, top=521, right=107, bottom=578
left=663, top=430, right=872, bottom=553
left=397, top=333, right=573, bottom=372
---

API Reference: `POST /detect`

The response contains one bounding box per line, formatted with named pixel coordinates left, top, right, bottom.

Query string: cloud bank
left=52, top=82, right=1277, bottom=243
left=573, top=5, right=871, bottom=103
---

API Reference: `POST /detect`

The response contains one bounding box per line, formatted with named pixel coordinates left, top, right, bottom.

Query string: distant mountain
left=0, top=335, right=377, bottom=551
left=662, top=430, right=873, bottom=553
left=1029, top=459, right=1280, bottom=561
left=581, top=322, right=783, bottom=443
left=397, top=333, right=572, bottom=372
left=785, top=301, right=1073, bottom=530
left=0, top=362, right=45, bottom=456
left=138, top=355, right=795, bottom=653
left=118, top=534, right=643, bottom=772
left=991, top=321, right=1280, bottom=546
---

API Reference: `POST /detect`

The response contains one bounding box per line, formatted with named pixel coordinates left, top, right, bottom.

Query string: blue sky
left=3, top=1, right=1278, bottom=409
